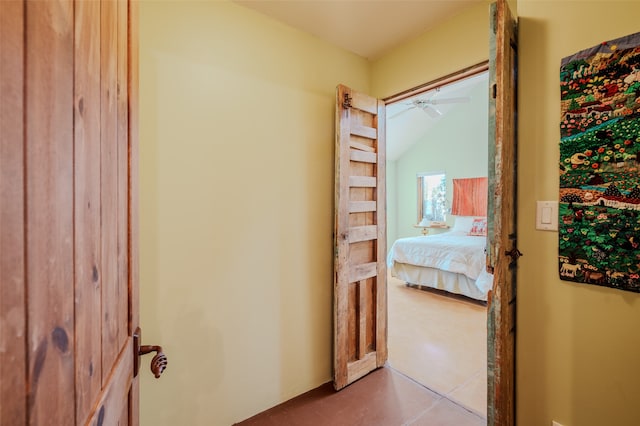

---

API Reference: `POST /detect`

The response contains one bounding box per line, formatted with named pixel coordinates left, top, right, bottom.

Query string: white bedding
left=387, top=231, right=486, bottom=280
left=387, top=231, right=493, bottom=301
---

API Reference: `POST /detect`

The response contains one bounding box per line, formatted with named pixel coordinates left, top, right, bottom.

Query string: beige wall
left=139, top=1, right=369, bottom=424
left=371, top=1, right=491, bottom=99
left=517, top=1, right=640, bottom=425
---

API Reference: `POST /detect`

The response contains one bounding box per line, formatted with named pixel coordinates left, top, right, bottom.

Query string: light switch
left=541, top=206, right=552, bottom=224
left=536, top=201, right=558, bottom=231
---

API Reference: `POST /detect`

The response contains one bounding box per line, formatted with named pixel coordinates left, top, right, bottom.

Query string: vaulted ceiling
left=232, top=0, right=485, bottom=60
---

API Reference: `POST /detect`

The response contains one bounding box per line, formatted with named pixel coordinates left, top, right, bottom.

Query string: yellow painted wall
left=371, top=0, right=492, bottom=99
left=138, top=1, right=369, bottom=424
left=517, top=2, right=640, bottom=425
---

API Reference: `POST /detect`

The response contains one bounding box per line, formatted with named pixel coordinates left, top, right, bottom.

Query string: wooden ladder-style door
left=487, top=0, right=518, bottom=424
left=333, top=85, right=387, bottom=390
left=0, top=1, right=157, bottom=425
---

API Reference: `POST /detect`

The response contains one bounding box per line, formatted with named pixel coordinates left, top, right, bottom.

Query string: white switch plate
left=536, top=201, right=558, bottom=231
left=552, top=421, right=565, bottom=426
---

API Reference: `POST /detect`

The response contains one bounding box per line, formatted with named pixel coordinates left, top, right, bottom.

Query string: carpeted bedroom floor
left=387, top=274, right=488, bottom=419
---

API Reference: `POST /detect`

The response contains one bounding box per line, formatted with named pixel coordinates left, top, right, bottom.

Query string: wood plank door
left=487, top=0, right=518, bottom=424
left=333, top=85, right=387, bottom=390
left=0, top=1, right=143, bottom=424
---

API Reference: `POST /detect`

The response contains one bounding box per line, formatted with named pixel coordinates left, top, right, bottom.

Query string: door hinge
left=343, top=93, right=353, bottom=109
left=505, top=244, right=523, bottom=265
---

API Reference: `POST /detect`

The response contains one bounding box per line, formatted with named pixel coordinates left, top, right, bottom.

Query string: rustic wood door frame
left=487, top=0, right=518, bottom=424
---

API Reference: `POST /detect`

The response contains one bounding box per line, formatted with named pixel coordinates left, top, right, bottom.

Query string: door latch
left=133, top=327, right=168, bottom=378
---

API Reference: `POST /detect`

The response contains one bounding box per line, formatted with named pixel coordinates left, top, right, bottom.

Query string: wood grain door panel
left=334, top=85, right=387, bottom=390
left=0, top=1, right=140, bottom=424
left=487, top=0, right=518, bottom=424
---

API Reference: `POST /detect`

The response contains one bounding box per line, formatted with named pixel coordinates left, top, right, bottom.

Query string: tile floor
left=387, top=275, right=488, bottom=418
left=236, top=276, right=488, bottom=426
left=235, top=367, right=485, bottom=426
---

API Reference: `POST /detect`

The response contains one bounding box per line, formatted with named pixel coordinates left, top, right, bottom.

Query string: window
left=417, top=172, right=447, bottom=224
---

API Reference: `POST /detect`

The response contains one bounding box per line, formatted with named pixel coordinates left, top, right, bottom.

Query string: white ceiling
left=233, top=0, right=485, bottom=60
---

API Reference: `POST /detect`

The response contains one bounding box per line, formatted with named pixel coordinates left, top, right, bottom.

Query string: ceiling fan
left=389, top=90, right=471, bottom=119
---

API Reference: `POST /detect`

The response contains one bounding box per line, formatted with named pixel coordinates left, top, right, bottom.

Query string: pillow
left=451, top=216, right=475, bottom=233
left=468, top=217, right=488, bottom=236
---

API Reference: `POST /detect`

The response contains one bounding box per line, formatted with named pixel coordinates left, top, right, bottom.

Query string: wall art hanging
left=559, top=31, right=640, bottom=292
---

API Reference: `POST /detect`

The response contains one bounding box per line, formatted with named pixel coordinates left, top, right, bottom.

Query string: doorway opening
left=384, top=64, right=490, bottom=418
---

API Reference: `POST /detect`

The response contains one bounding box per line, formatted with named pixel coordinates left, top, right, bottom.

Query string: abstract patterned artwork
left=559, top=32, right=640, bottom=292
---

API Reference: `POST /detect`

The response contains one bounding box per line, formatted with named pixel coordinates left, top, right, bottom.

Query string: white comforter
left=387, top=231, right=486, bottom=280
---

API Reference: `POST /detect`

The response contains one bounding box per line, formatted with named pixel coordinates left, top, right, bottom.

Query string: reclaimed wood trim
left=85, top=338, right=134, bottom=426
left=350, top=150, right=377, bottom=164
left=375, top=99, right=388, bottom=367
left=0, top=1, right=26, bottom=424
left=351, top=124, right=377, bottom=140
left=117, top=0, right=131, bottom=362
left=384, top=62, right=489, bottom=105
left=357, top=281, right=367, bottom=359
left=74, top=0, right=103, bottom=420
left=349, top=140, right=375, bottom=152
left=349, top=201, right=376, bottom=213
left=487, top=1, right=517, bottom=425
left=348, top=225, right=377, bottom=243
left=349, top=176, right=376, bottom=188
left=25, top=1, right=75, bottom=423
left=128, top=1, right=140, bottom=421
left=128, top=0, right=140, bottom=336
left=349, top=262, right=377, bottom=283
left=334, top=84, right=352, bottom=390
left=351, top=92, right=377, bottom=114
left=128, top=2, right=141, bottom=422
left=101, top=0, right=122, bottom=384
left=346, top=352, right=377, bottom=383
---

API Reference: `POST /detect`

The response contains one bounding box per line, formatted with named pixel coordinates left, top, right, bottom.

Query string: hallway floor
left=235, top=367, right=485, bottom=426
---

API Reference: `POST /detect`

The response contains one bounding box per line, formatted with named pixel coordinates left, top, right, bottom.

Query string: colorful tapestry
left=559, top=32, right=640, bottom=292
left=451, top=177, right=488, bottom=217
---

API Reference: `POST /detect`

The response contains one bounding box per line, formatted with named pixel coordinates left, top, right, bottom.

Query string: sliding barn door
left=0, top=1, right=141, bottom=424
left=487, top=0, right=518, bottom=424
left=333, top=85, right=387, bottom=390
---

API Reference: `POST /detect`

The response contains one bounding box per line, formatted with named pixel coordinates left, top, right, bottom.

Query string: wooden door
left=487, top=0, right=518, bottom=424
left=0, top=0, right=141, bottom=424
left=333, top=85, right=387, bottom=390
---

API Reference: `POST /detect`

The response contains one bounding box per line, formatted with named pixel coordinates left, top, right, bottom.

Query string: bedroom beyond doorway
left=385, top=65, right=490, bottom=423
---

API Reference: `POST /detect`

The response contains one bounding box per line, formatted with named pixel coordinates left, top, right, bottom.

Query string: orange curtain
left=451, top=177, right=488, bottom=216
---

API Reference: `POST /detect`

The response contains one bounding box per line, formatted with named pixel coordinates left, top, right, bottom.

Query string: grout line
left=446, top=368, right=483, bottom=395
left=389, top=365, right=486, bottom=424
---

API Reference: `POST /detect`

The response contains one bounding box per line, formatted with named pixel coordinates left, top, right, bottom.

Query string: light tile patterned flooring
left=387, top=275, right=488, bottom=419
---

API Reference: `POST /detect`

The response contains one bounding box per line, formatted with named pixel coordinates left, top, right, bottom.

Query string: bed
left=387, top=216, right=494, bottom=302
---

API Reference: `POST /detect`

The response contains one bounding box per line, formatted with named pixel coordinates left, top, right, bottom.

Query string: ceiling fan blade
left=427, top=96, right=471, bottom=105
left=422, top=105, right=442, bottom=118
left=389, top=105, right=416, bottom=119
